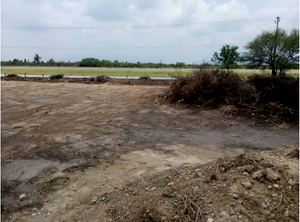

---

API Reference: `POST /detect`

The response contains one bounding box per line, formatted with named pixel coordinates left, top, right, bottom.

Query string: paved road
left=2, top=66, right=299, bottom=73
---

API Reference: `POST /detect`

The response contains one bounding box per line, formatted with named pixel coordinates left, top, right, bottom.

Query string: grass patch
left=237, top=72, right=299, bottom=78
left=1, top=69, right=190, bottom=77
left=2, top=69, right=298, bottom=78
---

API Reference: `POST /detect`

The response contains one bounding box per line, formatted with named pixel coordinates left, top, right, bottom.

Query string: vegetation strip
left=1, top=69, right=298, bottom=78
left=1, top=69, right=191, bottom=77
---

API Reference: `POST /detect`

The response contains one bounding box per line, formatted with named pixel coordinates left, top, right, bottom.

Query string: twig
left=243, top=209, right=255, bottom=222
left=271, top=191, right=283, bottom=212
left=174, top=192, right=204, bottom=222
left=15, top=171, right=24, bottom=180
left=164, top=159, right=187, bottom=180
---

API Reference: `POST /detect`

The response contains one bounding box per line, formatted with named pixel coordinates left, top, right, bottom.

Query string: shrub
left=165, top=67, right=298, bottom=122
left=49, top=74, right=64, bottom=80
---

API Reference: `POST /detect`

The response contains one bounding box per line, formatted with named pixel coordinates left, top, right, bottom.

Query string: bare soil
left=1, top=81, right=299, bottom=222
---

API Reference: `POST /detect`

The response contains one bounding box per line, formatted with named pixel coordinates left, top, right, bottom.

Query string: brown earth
left=1, top=81, right=299, bottom=222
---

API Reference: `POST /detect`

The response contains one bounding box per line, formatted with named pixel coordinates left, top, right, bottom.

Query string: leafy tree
left=78, top=58, right=101, bottom=67
left=243, top=29, right=299, bottom=76
left=175, top=62, right=186, bottom=68
left=33, top=54, right=42, bottom=63
left=277, top=29, right=299, bottom=74
left=211, top=45, right=240, bottom=71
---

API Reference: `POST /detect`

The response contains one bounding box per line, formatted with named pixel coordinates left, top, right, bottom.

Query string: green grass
left=2, top=69, right=298, bottom=78
left=237, top=72, right=299, bottom=78
left=1, top=69, right=189, bottom=77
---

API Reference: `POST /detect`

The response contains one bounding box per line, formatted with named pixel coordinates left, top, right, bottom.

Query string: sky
left=1, top=0, right=299, bottom=64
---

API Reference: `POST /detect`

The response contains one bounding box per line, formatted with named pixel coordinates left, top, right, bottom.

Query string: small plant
left=49, top=74, right=64, bottom=80
left=94, top=75, right=112, bottom=83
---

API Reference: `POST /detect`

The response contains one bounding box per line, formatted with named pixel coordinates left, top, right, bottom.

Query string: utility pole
left=275, top=16, right=280, bottom=31
left=273, top=16, right=280, bottom=76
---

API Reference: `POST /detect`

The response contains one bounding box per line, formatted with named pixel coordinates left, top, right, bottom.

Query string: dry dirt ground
left=1, top=81, right=299, bottom=222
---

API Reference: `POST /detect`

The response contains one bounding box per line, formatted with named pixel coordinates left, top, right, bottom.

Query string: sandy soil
left=1, top=81, right=299, bottom=222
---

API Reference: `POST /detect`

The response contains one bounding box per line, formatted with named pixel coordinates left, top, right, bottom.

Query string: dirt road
left=1, top=81, right=299, bottom=221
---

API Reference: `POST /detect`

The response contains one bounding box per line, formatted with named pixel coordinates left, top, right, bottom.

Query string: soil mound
left=99, top=148, right=299, bottom=222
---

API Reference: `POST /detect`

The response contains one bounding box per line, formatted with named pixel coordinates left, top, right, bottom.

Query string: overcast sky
left=1, top=0, right=299, bottom=64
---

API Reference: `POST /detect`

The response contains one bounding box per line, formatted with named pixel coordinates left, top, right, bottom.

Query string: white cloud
left=1, top=0, right=299, bottom=63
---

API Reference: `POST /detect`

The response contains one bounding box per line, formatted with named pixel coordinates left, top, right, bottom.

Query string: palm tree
left=34, top=54, right=42, bottom=63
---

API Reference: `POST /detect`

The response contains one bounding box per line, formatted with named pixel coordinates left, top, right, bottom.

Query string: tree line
left=212, top=28, right=299, bottom=76
left=1, top=28, right=299, bottom=76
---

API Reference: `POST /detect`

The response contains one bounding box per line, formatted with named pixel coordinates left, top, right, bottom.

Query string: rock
left=273, top=184, right=279, bottom=188
left=238, top=215, right=242, bottom=220
left=233, top=193, right=240, bottom=199
left=262, top=203, right=268, bottom=209
left=91, top=197, right=98, bottom=204
left=241, top=181, right=252, bottom=189
left=101, top=197, right=106, bottom=201
left=230, top=210, right=235, bottom=215
left=150, top=187, right=156, bottom=191
left=220, top=212, right=228, bottom=218
left=252, top=170, right=265, bottom=180
left=165, top=206, right=170, bottom=210
left=287, top=178, right=296, bottom=186
left=284, top=209, right=289, bottom=217
left=242, top=172, right=249, bottom=176
left=19, top=194, right=26, bottom=199
left=32, top=208, right=38, bottom=212
left=167, top=182, right=174, bottom=187
left=266, top=168, right=281, bottom=181
left=207, top=218, right=214, bottom=222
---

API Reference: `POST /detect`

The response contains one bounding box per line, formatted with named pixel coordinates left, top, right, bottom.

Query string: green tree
left=211, top=45, right=240, bottom=71
left=243, top=29, right=299, bottom=76
left=78, top=58, right=101, bottom=67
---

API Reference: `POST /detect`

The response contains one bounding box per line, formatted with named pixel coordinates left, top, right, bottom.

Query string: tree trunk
left=271, top=66, right=277, bottom=76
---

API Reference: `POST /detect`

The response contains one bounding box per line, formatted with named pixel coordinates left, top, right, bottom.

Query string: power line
left=2, top=18, right=275, bottom=30
left=2, top=43, right=247, bottom=50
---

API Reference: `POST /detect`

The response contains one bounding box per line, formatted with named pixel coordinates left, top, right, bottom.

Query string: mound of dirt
left=91, top=147, right=299, bottom=222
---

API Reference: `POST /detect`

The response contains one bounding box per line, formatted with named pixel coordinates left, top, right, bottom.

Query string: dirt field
left=1, top=81, right=299, bottom=222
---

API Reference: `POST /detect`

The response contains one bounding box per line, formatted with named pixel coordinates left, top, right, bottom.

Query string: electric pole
left=273, top=16, right=280, bottom=76
left=275, top=16, right=280, bottom=31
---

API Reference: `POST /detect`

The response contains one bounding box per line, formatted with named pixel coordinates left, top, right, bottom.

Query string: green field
left=1, top=69, right=298, bottom=78
left=1, top=69, right=189, bottom=77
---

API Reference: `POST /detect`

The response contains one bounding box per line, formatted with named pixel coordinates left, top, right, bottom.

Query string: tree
left=277, top=29, right=299, bottom=74
left=48, top=58, right=55, bottom=65
left=243, top=29, right=299, bottom=76
left=211, top=45, right=240, bottom=71
left=78, top=58, right=101, bottom=67
left=34, top=54, right=42, bottom=63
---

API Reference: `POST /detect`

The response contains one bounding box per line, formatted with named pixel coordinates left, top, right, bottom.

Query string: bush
left=78, top=58, right=101, bottom=67
left=94, top=75, right=112, bottom=83
left=166, top=67, right=299, bottom=122
left=49, top=74, right=64, bottom=80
